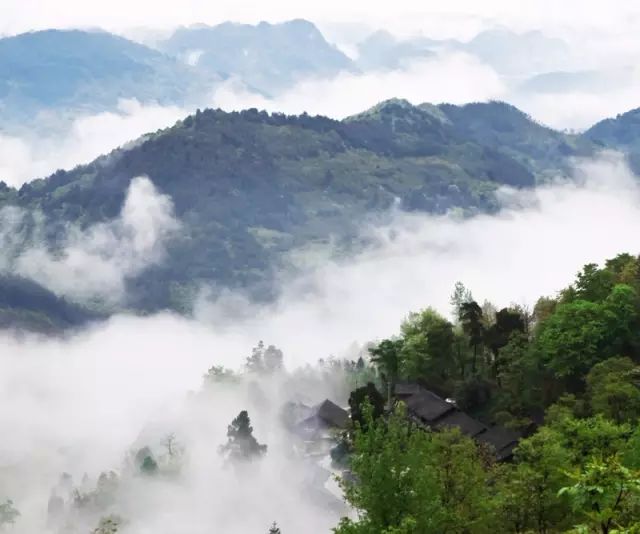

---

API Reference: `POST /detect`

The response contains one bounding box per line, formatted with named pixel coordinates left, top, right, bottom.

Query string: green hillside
left=1, top=99, right=598, bottom=313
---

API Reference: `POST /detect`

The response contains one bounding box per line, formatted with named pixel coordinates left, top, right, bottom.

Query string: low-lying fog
left=0, top=152, right=639, bottom=532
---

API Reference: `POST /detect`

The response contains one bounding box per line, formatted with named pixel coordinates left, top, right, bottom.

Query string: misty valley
left=2, top=4, right=640, bottom=534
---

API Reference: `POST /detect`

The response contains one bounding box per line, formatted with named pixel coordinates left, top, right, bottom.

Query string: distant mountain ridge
left=158, top=19, right=354, bottom=95
left=0, top=20, right=355, bottom=130
left=0, top=29, right=212, bottom=129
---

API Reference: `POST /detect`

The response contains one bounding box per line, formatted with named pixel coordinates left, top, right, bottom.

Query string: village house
left=395, top=383, right=520, bottom=461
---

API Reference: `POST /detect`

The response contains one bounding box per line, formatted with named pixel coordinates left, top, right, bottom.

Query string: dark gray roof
left=476, top=426, right=520, bottom=453
left=434, top=410, right=487, bottom=437
left=314, top=399, right=350, bottom=429
left=395, top=382, right=520, bottom=462
left=395, top=383, right=426, bottom=398
left=495, top=441, right=517, bottom=462
left=405, top=390, right=454, bottom=423
left=281, top=401, right=314, bottom=429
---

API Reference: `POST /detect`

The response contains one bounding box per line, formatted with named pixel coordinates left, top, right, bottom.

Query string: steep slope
left=0, top=29, right=212, bottom=128
left=436, top=101, right=592, bottom=179
left=585, top=108, right=640, bottom=173
left=0, top=275, right=100, bottom=333
left=2, top=99, right=589, bottom=313
left=158, top=19, right=354, bottom=95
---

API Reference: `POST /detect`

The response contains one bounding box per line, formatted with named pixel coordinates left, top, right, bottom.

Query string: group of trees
left=367, top=253, right=640, bottom=431
left=337, top=402, right=640, bottom=533
left=337, top=252, right=640, bottom=533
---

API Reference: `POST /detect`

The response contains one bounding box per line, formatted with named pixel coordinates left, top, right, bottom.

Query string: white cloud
left=0, top=314, right=346, bottom=533
left=211, top=52, right=506, bottom=119
left=0, top=99, right=187, bottom=187
left=1, top=176, right=179, bottom=304
left=511, top=73, right=640, bottom=131
left=195, top=152, right=640, bottom=362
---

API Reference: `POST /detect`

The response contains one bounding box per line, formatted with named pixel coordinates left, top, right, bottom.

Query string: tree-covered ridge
left=1, top=100, right=598, bottom=312
left=0, top=274, right=100, bottom=332
left=338, top=252, right=640, bottom=533
left=586, top=107, right=640, bottom=174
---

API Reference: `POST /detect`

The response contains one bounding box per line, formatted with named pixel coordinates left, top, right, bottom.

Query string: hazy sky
left=2, top=0, right=640, bottom=40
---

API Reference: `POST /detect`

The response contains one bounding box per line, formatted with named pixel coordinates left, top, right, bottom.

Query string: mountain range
left=0, top=20, right=354, bottom=130
left=1, top=97, right=639, bottom=331
left=0, top=21, right=581, bottom=132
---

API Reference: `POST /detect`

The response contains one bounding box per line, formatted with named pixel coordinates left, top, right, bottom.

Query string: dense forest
left=335, top=251, right=640, bottom=533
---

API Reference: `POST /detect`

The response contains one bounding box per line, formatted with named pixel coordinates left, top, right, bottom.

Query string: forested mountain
left=0, top=99, right=596, bottom=314
left=586, top=107, right=640, bottom=172
left=0, top=29, right=212, bottom=129
left=158, top=19, right=354, bottom=95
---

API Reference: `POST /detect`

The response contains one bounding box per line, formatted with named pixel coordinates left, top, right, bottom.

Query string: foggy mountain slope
left=354, top=28, right=571, bottom=77
left=0, top=29, right=213, bottom=130
left=0, top=19, right=353, bottom=132
left=585, top=107, right=640, bottom=172
left=0, top=275, right=99, bottom=333
left=158, top=19, right=354, bottom=95
left=0, top=99, right=598, bottom=313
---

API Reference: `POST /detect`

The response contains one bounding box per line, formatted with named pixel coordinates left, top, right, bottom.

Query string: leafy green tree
left=336, top=405, right=491, bottom=534
left=549, top=414, right=631, bottom=465
left=537, top=285, right=638, bottom=385
left=450, top=281, right=473, bottom=321
left=335, top=405, right=441, bottom=534
left=605, top=254, right=640, bottom=292
left=494, top=427, right=573, bottom=533
left=348, top=382, right=385, bottom=431
left=400, top=309, right=456, bottom=385
left=575, top=263, right=615, bottom=302
left=484, top=307, right=525, bottom=382
left=428, top=429, right=492, bottom=533
left=369, top=339, right=403, bottom=407
left=493, top=332, right=543, bottom=427
left=221, top=410, right=267, bottom=461
left=623, top=427, right=640, bottom=470
left=459, top=301, right=485, bottom=373
left=560, top=456, right=640, bottom=534
left=587, top=357, right=640, bottom=424
left=0, top=500, right=19, bottom=529
left=537, top=299, right=609, bottom=382
left=532, top=296, right=557, bottom=333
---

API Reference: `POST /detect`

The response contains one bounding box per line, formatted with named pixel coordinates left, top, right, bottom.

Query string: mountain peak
left=348, top=98, right=416, bottom=120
